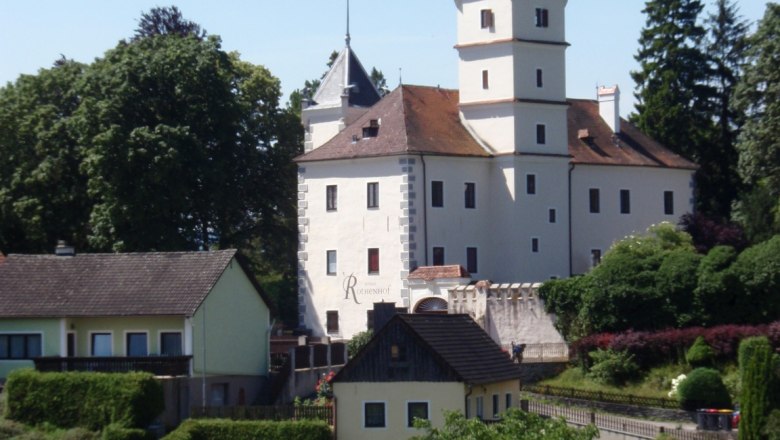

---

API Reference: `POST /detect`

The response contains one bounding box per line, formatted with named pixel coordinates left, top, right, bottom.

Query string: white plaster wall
left=570, top=165, right=695, bottom=274
left=512, top=43, right=566, bottom=102
left=460, top=104, right=516, bottom=154
left=458, top=44, right=514, bottom=103
left=302, top=106, right=344, bottom=151
left=513, top=102, right=568, bottom=155
left=512, top=0, right=567, bottom=43
left=485, top=297, right=566, bottom=348
left=456, top=0, right=515, bottom=45
left=409, top=278, right=471, bottom=314
left=299, top=158, right=408, bottom=339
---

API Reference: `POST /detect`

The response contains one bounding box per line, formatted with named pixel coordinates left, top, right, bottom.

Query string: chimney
left=55, top=240, right=75, bottom=257
left=597, top=85, right=620, bottom=134
left=372, top=302, right=397, bottom=333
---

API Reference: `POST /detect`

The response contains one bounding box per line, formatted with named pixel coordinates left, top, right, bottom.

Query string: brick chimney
left=597, top=85, right=620, bottom=134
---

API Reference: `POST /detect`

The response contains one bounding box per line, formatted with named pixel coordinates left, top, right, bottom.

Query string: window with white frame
left=364, top=402, right=386, bottom=428
left=0, top=334, right=42, bottom=359
left=407, top=401, right=429, bottom=427
left=126, top=332, right=148, bottom=356
left=91, top=333, right=112, bottom=356
left=327, top=250, right=337, bottom=275
left=475, top=396, right=484, bottom=419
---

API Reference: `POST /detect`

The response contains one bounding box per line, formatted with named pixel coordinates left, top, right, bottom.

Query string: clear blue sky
left=0, top=1, right=768, bottom=116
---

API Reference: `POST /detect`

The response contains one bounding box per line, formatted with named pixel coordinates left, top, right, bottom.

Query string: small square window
left=536, top=124, right=546, bottom=144
left=327, top=250, right=337, bottom=275
left=466, top=247, right=478, bottom=274
left=464, top=182, right=476, bottom=209
left=326, top=185, right=337, bottom=211
left=408, top=401, right=429, bottom=427
left=160, top=332, right=182, bottom=356
left=368, top=248, right=380, bottom=274
left=535, top=8, right=549, bottom=27
left=326, top=311, right=339, bottom=333
left=367, top=182, right=379, bottom=208
left=589, top=188, right=600, bottom=213
left=526, top=174, right=536, bottom=195
left=431, top=181, right=444, bottom=207
left=364, top=402, right=386, bottom=428
left=482, top=70, right=489, bottom=89
left=549, top=208, right=557, bottom=223
left=620, top=189, right=631, bottom=214
left=432, top=247, right=445, bottom=266
left=531, top=238, right=539, bottom=253
left=664, top=191, right=674, bottom=215
left=91, top=333, right=112, bottom=356
left=480, top=9, right=493, bottom=28
left=126, top=332, right=148, bottom=356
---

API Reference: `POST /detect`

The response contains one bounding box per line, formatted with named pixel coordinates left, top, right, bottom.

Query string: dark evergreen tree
left=738, top=337, right=780, bottom=440
left=370, top=67, right=390, bottom=97
left=733, top=3, right=780, bottom=242
left=132, top=6, right=206, bottom=41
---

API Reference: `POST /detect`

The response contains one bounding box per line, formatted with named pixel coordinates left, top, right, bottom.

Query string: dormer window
left=480, top=9, right=494, bottom=29
left=535, top=8, right=549, bottom=27
left=362, top=119, right=379, bottom=138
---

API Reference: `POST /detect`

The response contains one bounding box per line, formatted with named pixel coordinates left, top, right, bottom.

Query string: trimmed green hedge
left=676, top=368, right=731, bottom=411
left=4, top=370, right=163, bottom=431
left=162, top=419, right=332, bottom=440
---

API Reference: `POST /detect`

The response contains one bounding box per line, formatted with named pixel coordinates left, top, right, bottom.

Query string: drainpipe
left=567, top=163, right=575, bottom=276
left=420, top=154, right=429, bottom=266
left=201, top=302, right=207, bottom=409
left=464, top=384, right=473, bottom=418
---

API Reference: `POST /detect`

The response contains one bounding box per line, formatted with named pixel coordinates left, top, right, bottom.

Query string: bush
left=764, top=409, right=780, bottom=440
left=102, top=423, right=154, bottom=440
left=685, top=337, right=715, bottom=368
left=346, top=330, right=372, bottom=357
left=586, top=349, right=639, bottom=386
left=676, top=368, right=731, bottom=411
left=162, top=419, right=332, bottom=440
left=739, top=337, right=778, bottom=440
left=0, top=418, right=28, bottom=439
left=4, top=370, right=164, bottom=431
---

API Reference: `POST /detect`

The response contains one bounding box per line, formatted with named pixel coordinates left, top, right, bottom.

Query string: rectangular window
left=536, top=124, right=546, bottom=144
left=505, top=393, right=512, bottom=410
left=364, top=402, right=386, bottom=428
left=126, top=332, right=148, bottom=356
left=431, top=181, right=444, bottom=207
left=549, top=208, right=557, bottom=223
left=432, top=247, right=445, bottom=266
left=536, top=68, right=543, bottom=87
left=526, top=174, right=536, bottom=195
left=591, top=249, right=602, bottom=267
left=475, top=396, right=484, bottom=419
left=210, top=383, right=228, bottom=406
left=466, top=247, right=478, bottom=274
left=480, top=9, right=493, bottom=28
left=367, top=182, right=379, bottom=208
left=91, top=333, right=112, bottom=356
left=482, top=70, right=489, bottom=89
left=0, top=334, right=42, bottom=359
left=531, top=238, right=539, bottom=253
left=327, top=250, right=337, bottom=275
left=326, top=185, right=337, bottom=211
left=464, top=182, right=476, bottom=209
left=326, top=311, right=339, bottom=334
left=367, top=310, right=374, bottom=331
left=589, top=188, right=600, bottom=213
left=620, top=189, right=631, bottom=214
left=664, top=191, right=674, bottom=215
left=160, top=332, right=182, bottom=356
left=368, top=248, right=380, bottom=274
left=363, top=120, right=379, bottom=138
left=535, top=8, right=549, bottom=27
left=408, top=401, right=429, bottom=427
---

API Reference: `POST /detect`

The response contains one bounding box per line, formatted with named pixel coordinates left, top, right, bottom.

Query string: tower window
left=549, top=208, right=557, bottom=223
left=526, top=174, right=536, bottom=195
left=431, top=181, right=444, bottom=207
left=535, top=8, right=549, bottom=27
left=464, top=182, right=476, bottom=209
left=327, top=311, right=339, bottom=333
left=536, top=124, right=546, bottom=145
left=367, top=182, right=379, bottom=208
left=326, top=185, right=337, bottom=211
left=531, top=238, right=539, bottom=253
left=326, top=250, right=337, bottom=275
left=467, top=247, right=478, bottom=274
left=368, top=248, right=380, bottom=274
left=480, top=9, right=494, bottom=28
left=620, top=189, right=631, bottom=214
left=589, top=188, right=600, bottom=213
left=432, top=247, right=445, bottom=266
left=664, top=191, right=674, bottom=215
left=482, top=70, right=489, bottom=89
left=536, top=69, right=543, bottom=87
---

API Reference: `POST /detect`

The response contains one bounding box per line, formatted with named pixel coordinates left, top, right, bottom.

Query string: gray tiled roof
left=397, top=314, right=522, bottom=385
left=0, top=250, right=247, bottom=318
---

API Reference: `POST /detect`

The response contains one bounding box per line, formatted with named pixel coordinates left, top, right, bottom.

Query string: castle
left=295, top=0, right=696, bottom=339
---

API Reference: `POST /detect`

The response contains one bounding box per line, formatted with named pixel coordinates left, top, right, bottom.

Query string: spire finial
left=345, top=0, right=351, bottom=47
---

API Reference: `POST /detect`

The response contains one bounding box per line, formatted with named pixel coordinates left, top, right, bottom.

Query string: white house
left=296, top=0, right=696, bottom=339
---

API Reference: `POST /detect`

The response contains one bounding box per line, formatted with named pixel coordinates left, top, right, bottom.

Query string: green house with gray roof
left=0, top=248, right=272, bottom=409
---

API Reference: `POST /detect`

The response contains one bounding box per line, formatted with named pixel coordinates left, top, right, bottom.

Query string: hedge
left=676, top=368, right=731, bottom=411
left=4, top=370, right=163, bottom=431
left=162, top=419, right=332, bottom=440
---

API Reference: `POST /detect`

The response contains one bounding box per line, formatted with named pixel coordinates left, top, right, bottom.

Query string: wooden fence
left=191, top=404, right=333, bottom=426
left=524, top=400, right=733, bottom=440
left=522, top=383, right=680, bottom=409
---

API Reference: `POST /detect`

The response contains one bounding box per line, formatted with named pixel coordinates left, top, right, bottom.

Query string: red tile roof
left=296, top=85, right=697, bottom=170
left=408, top=265, right=471, bottom=281
left=0, top=250, right=270, bottom=318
